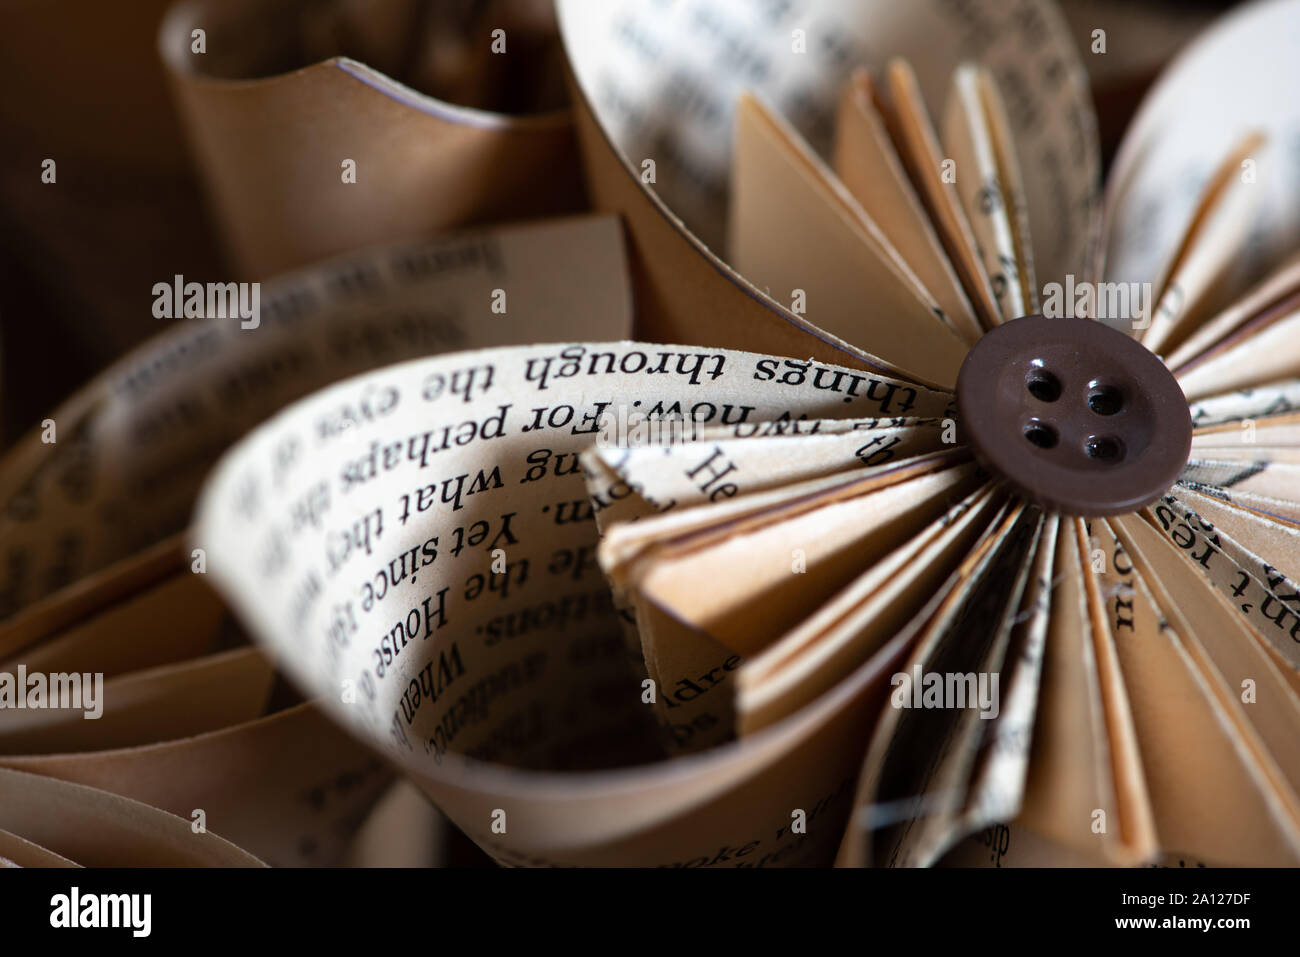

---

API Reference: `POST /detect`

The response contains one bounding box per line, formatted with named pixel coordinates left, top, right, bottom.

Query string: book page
left=1104, top=514, right=1300, bottom=864
left=837, top=502, right=1035, bottom=866
left=831, top=69, right=980, bottom=343
left=557, top=0, right=1096, bottom=279
left=941, top=64, right=1037, bottom=321
left=555, top=0, right=1098, bottom=362
left=728, top=92, right=968, bottom=386
left=605, top=459, right=976, bottom=750
left=956, top=513, right=1058, bottom=834
left=1167, top=256, right=1300, bottom=373
left=939, top=818, right=1105, bottom=867
left=1176, top=304, right=1300, bottom=401
left=1103, top=0, right=1300, bottom=314
left=1113, top=514, right=1300, bottom=804
left=0, top=647, right=271, bottom=755
left=883, top=58, right=1001, bottom=331
left=588, top=416, right=952, bottom=516
left=1075, top=519, right=1158, bottom=862
left=583, top=417, right=956, bottom=750
left=0, top=216, right=631, bottom=637
left=1, top=572, right=224, bottom=679
left=0, top=217, right=630, bottom=868
left=1136, top=135, right=1265, bottom=355
left=619, top=460, right=975, bottom=658
left=1152, top=489, right=1300, bottom=671
left=192, top=340, right=984, bottom=865
left=1015, top=520, right=1129, bottom=863
left=739, top=483, right=1000, bottom=737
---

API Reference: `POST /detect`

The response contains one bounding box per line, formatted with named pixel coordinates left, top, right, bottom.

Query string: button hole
left=1088, top=384, right=1123, bottom=416
left=1024, top=421, right=1058, bottom=449
left=1026, top=370, right=1061, bottom=403
left=1085, top=435, right=1124, bottom=462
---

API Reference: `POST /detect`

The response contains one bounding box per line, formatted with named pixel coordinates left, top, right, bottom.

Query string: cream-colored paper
left=832, top=70, right=980, bottom=342
left=556, top=0, right=1097, bottom=357
left=941, top=64, right=1037, bottom=321
left=0, top=216, right=631, bottom=628
left=12, top=0, right=1300, bottom=874
left=739, top=484, right=1000, bottom=736
left=729, top=92, right=968, bottom=386
left=191, top=340, right=982, bottom=865
left=1104, top=0, right=1300, bottom=314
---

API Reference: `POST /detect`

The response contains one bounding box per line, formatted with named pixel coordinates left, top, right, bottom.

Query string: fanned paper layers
left=5, top=0, right=1300, bottom=867
left=0, top=216, right=631, bottom=865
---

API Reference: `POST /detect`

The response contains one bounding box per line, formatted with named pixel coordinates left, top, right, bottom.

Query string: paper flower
left=0, top=218, right=634, bottom=866
left=5, top=0, right=1300, bottom=871
left=559, top=0, right=1300, bottom=867
left=190, top=0, right=1300, bottom=867
left=558, top=0, right=1300, bottom=867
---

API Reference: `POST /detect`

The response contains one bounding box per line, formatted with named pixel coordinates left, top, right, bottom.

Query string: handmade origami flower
left=5, top=0, right=1300, bottom=871
left=185, top=0, right=1300, bottom=868
left=584, top=285, right=1300, bottom=869
left=563, top=2, right=1300, bottom=866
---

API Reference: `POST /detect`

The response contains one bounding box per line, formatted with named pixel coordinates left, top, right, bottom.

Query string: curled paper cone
left=2, top=703, right=394, bottom=868
left=160, top=0, right=586, bottom=277
left=0, top=767, right=265, bottom=867
left=1104, top=0, right=1300, bottom=310
left=0, top=215, right=630, bottom=866
left=9, top=0, right=1300, bottom=872
left=0, top=216, right=630, bottom=622
left=556, top=0, right=1099, bottom=369
left=190, top=0, right=1300, bottom=868
left=189, top=339, right=962, bottom=866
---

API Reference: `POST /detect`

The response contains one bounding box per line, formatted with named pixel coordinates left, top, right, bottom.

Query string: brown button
left=956, top=314, right=1192, bottom=516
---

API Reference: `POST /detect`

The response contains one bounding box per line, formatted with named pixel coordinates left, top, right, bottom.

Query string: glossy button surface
left=956, top=314, right=1192, bottom=516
